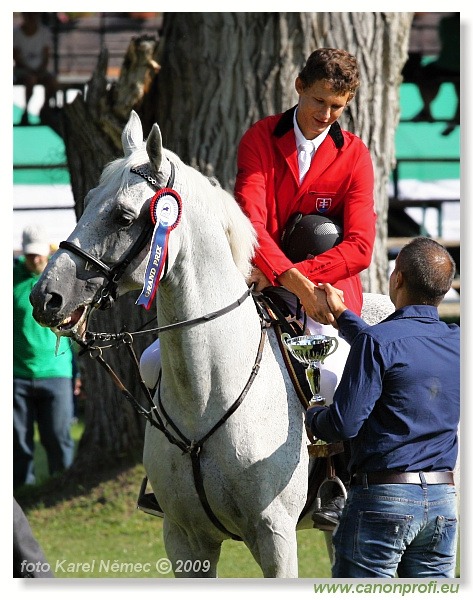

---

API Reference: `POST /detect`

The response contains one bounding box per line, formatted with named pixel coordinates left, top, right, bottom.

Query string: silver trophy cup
left=281, top=333, right=338, bottom=407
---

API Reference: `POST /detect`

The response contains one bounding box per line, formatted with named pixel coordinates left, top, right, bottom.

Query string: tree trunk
left=61, top=12, right=412, bottom=474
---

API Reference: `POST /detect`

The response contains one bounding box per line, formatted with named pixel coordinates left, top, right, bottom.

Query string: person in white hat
left=13, top=225, right=75, bottom=488
left=20, top=224, right=51, bottom=274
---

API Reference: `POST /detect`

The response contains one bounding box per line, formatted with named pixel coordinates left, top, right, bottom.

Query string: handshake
left=315, top=282, right=347, bottom=328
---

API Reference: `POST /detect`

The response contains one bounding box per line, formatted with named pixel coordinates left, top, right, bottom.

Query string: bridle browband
left=59, top=162, right=175, bottom=310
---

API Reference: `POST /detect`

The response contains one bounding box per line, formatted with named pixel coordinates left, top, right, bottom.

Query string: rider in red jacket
left=234, top=48, right=376, bottom=531
left=234, top=48, right=376, bottom=319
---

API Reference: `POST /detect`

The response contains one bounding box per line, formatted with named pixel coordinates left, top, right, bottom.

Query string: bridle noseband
left=59, top=162, right=175, bottom=310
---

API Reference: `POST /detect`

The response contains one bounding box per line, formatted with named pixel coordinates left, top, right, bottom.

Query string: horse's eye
left=118, top=212, right=135, bottom=228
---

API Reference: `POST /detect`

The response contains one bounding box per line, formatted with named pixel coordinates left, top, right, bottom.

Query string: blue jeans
left=332, top=481, right=458, bottom=578
left=13, top=378, right=75, bottom=488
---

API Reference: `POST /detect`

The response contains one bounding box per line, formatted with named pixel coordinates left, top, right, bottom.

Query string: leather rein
left=61, top=160, right=270, bottom=541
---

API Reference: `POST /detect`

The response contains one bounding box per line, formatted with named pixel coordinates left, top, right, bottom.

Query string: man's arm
left=305, top=326, right=383, bottom=442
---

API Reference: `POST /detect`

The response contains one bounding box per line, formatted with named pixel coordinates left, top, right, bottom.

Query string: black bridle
left=59, top=162, right=175, bottom=310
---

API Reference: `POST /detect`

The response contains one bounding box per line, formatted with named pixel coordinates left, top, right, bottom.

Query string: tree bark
left=61, top=12, right=413, bottom=473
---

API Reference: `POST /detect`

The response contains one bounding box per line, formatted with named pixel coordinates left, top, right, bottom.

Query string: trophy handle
left=281, top=333, right=291, bottom=347
left=321, top=336, right=338, bottom=362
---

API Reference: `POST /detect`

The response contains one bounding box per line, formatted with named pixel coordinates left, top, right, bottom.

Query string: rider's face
left=295, top=78, right=350, bottom=139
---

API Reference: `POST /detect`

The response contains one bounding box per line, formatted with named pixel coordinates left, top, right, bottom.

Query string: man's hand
left=247, top=266, right=271, bottom=293
left=299, top=284, right=336, bottom=325
left=317, top=283, right=347, bottom=319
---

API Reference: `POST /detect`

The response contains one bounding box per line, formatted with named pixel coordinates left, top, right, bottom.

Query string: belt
left=352, top=471, right=454, bottom=485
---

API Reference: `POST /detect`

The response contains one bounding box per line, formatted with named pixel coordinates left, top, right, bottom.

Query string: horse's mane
left=181, top=162, right=257, bottom=280
left=101, top=147, right=257, bottom=280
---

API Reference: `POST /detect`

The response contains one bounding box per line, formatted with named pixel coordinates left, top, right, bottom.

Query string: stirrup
left=315, top=475, right=348, bottom=509
left=312, top=475, right=347, bottom=532
left=136, top=476, right=164, bottom=518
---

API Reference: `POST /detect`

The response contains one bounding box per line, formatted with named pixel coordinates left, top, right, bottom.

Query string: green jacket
left=13, top=257, right=73, bottom=379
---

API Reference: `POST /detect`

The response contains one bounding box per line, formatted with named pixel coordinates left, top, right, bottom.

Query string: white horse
left=30, top=111, right=313, bottom=577
left=30, top=111, right=393, bottom=578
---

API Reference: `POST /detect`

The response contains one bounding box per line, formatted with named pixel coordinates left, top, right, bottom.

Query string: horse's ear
left=146, top=124, right=163, bottom=173
left=122, top=111, right=143, bottom=156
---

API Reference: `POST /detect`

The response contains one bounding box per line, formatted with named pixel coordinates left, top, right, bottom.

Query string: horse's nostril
left=45, top=292, right=63, bottom=312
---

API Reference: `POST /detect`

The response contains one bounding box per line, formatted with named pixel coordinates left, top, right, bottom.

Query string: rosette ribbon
left=136, top=188, right=182, bottom=309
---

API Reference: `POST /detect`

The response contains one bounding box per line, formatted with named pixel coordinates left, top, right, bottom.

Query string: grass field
left=15, top=413, right=462, bottom=581
left=16, top=420, right=332, bottom=579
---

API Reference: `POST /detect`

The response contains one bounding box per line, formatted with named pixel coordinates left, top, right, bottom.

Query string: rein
left=84, top=285, right=254, bottom=344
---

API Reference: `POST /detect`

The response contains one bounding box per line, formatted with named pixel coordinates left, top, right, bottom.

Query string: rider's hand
left=277, top=268, right=336, bottom=325
left=299, top=284, right=336, bottom=325
left=248, top=266, right=271, bottom=293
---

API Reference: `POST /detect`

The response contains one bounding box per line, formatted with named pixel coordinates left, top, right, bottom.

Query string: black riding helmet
left=281, top=213, right=343, bottom=262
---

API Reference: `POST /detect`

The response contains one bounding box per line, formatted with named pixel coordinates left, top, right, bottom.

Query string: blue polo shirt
left=306, top=305, right=460, bottom=473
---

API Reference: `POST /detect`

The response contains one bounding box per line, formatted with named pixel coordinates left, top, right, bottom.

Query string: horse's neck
left=157, top=267, right=261, bottom=425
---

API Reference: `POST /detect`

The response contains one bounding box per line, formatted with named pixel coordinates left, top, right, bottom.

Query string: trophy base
left=308, top=441, right=344, bottom=458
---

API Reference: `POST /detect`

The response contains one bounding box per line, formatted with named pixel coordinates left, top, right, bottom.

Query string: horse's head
left=29, top=111, right=179, bottom=341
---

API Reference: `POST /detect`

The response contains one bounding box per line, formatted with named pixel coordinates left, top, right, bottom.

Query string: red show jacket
left=234, top=107, right=376, bottom=315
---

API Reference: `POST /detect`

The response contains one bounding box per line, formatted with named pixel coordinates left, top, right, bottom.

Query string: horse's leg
left=246, top=511, right=299, bottom=578
left=162, top=519, right=222, bottom=578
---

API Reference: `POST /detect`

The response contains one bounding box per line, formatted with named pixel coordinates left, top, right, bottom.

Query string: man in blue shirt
left=306, top=237, right=459, bottom=578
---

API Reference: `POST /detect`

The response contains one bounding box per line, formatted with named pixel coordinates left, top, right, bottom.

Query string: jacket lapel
left=294, top=122, right=345, bottom=204
left=273, top=106, right=299, bottom=184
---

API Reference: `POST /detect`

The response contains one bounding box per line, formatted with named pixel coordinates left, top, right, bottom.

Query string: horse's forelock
left=99, top=148, right=150, bottom=192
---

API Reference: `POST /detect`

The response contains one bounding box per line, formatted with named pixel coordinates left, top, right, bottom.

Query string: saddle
left=253, top=288, right=312, bottom=403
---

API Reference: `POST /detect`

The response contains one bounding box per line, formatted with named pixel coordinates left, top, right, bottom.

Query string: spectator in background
left=13, top=12, right=58, bottom=126
left=401, top=13, right=429, bottom=84
left=410, top=12, right=460, bottom=136
left=13, top=225, right=75, bottom=489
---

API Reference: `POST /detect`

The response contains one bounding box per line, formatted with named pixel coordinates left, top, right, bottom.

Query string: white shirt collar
left=293, top=108, right=331, bottom=154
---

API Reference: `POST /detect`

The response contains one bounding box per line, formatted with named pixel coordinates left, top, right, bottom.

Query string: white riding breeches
left=139, top=338, right=161, bottom=390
